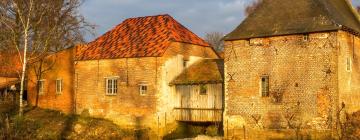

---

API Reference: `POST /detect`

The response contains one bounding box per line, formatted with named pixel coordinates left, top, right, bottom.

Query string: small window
left=106, top=78, right=118, bottom=95
left=139, top=85, right=147, bottom=95
left=200, top=84, right=207, bottom=95
left=56, top=79, right=63, bottom=94
left=183, top=60, right=188, bottom=68
left=261, top=76, right=269, bottom=97
left=303, top=34, right=309, bottom=41
left=347, top=57, right=351, bottom=72
left=38, top=80, right=45, bottom=95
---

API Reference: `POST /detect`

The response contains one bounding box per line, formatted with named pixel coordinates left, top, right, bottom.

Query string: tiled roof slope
left=225, top=0, right=360, bottom=40
left=76, top=14, right=210, bottom=60
left=170, top=59, right=224, bottom=85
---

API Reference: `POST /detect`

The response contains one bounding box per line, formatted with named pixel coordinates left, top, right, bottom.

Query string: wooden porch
left=174, top=107, right=223, bottom=122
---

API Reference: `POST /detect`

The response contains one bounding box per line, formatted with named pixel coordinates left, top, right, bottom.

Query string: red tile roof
left=76, top=14, right=210, bottom=60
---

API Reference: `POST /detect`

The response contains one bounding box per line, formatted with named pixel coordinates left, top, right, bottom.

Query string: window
left=183, top=60, right=188, bottom=68
left=303, top=34, right=309, bottom=41
left=106, top=78, right=118, bottom=95
left=261, top=76, right=269, bottom=97
left=200, top=84, right=207, bottom=95
left=347, top=57, right=351, bottom=72
left=139, top=84, right=147, bottom=95
left=38, top=80, right=45, bottom=95
left=56, top=79, right=63, bottom=94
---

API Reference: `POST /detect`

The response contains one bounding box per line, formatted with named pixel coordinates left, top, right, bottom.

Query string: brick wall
left=337, top=31, right=360, bottom=113
left=27, top=47, right=75, bottom=114
left=223, top=32, right=340, bottom=136
left=74, top=41, right=218, bottom=137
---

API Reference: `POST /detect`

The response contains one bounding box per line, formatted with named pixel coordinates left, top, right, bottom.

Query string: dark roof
left=225, top=0, right=360, bottom=40
left=76, top=14, right=210, bottom=60
left=170, top=59, right=224, bottom=85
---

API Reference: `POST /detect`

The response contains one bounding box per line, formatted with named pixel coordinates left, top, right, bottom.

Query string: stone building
left=223, top=0, right=360, bottom=137
left=27, top=47, right=75, bottom=113
left=74, top=14, right=219, bottom=137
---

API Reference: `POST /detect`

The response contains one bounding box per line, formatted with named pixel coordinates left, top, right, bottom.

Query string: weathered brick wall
left=75, top=41, right=218, bottom=137
left=27, top=48, right=75, bottom=114
left=75, top=57, right=159, bottom=131
left=337, top=31, right=360, bottom=113
left=223, top=32, right=339, bottom=136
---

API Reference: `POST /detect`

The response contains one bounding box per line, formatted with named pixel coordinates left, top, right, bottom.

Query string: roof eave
left=224, top=29, right=341, bottom=41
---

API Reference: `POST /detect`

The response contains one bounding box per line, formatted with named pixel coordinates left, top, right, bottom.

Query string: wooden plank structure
left=173, top=84, right=223, bottom=122
left=170, top=59, right=224, bottom=122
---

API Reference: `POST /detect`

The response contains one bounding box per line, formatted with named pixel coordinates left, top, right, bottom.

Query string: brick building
left=223, top=0, right=360, bottom=137
left=74, top=14, right=219, bottom=137
left=27, top=47, right=75, bottom=113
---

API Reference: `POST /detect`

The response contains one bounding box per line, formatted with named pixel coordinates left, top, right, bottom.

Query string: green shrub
left=206, top=125, right=219, bottom=136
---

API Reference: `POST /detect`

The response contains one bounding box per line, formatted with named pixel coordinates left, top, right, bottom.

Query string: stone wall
left=27, top=47, right=75, bottom=114
left=223, top=32, right=340, bottom=136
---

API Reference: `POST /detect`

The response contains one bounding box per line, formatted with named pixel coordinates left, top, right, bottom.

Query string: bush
left=206, top=125, right=219, bottom=136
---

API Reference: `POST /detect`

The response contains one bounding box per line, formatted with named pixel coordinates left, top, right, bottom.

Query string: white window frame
left=105, top=77, right=118, bottom=95
left=38, top=80, right=45, bottom=95
left=139, top=84, right=148, bottom=96
left=56, top=79, right=63, bottom=94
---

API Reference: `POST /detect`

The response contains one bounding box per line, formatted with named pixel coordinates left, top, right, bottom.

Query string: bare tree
left=245, top=0, right=263, bottom=16
left=205, top=32, right=224, bottom=52
left=0, top=0, right=93, bottom=115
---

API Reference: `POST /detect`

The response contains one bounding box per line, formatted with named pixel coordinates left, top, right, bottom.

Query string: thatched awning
left=170, top=59, right=224, bottom=85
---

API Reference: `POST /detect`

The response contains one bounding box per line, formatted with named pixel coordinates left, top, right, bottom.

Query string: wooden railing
left=173, top=107, right=223, bottom=122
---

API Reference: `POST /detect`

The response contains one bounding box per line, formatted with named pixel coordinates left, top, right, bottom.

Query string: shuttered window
left=261, top=76, right=269, bottom=97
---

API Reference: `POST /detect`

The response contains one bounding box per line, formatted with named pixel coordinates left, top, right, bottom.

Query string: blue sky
left=80, top=0, right=360, bottom=41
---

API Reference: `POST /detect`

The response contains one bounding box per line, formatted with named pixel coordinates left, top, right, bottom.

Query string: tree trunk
left=19, top=28, right=28, bottom=116
left=35, top=60, right=44, bottom=107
